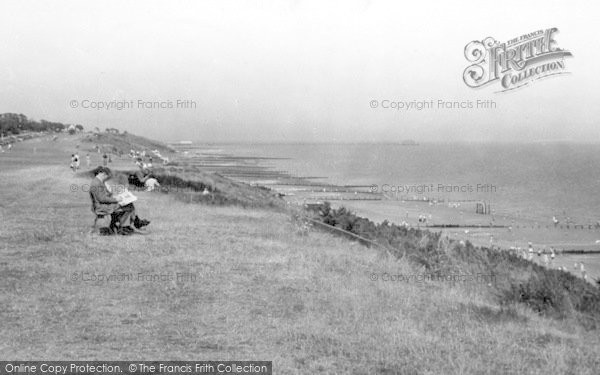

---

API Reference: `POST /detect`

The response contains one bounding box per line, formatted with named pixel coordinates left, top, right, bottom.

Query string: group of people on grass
left=134, top=162, right=161, bottom=191
left=129, top=148, right=169, bottom=166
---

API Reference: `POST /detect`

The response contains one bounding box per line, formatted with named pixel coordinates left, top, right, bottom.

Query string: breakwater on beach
left=167, top=141, right=600, bottom=280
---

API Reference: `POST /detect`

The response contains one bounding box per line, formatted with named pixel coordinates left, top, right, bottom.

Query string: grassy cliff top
left=1, top=132, right=599, bottom=373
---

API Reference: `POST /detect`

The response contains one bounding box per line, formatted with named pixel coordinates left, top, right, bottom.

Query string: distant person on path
left=74, top=153, right=80, bottom=171
left=7, top=143, right=11, bottom=152
left=102, top=153, right=108, bottom=166
left=70, top=154, right=76, bottom=171
left=90, top=166, right=150, bottom=235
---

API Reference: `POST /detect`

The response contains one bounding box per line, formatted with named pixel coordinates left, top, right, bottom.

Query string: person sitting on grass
left=135, top=162, right=160, bottom=191
left=90, top=166, right=150, bottom=235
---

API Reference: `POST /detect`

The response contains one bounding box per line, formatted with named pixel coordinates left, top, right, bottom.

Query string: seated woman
left=90, top=166, right=150, bottom=235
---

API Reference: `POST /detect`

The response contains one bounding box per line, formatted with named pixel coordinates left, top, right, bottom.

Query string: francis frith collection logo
left=463, top=28, right=572, bottom=92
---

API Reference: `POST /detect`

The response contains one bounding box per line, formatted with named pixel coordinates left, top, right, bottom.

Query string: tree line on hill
left=0, top=113, right=83, bottom=135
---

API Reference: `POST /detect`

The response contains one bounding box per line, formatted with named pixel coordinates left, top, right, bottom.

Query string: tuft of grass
left=28, top=222, right=66, bottom=242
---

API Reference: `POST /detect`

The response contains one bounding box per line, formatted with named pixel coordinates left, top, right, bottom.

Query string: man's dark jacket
left=90, top=177, right=119, bottom=215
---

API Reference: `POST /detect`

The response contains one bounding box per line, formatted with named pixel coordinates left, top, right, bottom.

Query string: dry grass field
left=1, top=135, right=599, bottom=374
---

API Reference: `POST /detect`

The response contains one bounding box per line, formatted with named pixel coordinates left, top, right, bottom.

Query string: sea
left=207, top=142, right=600, bottom=221
left=176, top=142, right=600, bottom=280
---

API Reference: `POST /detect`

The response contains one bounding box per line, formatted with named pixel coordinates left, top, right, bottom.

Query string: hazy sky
left=1, top=0, right=598, bottom=142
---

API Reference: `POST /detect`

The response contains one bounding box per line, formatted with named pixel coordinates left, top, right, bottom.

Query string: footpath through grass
left=1, top=137, right=600, bottom=374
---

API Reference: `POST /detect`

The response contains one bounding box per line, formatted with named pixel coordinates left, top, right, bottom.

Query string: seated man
left=90, top=166, right=150, bottom=235
left=135, top=163, right=160, bottom=191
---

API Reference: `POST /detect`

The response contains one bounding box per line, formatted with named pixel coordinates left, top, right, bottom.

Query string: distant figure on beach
left=7, top=143, right=11, bottom=152
left=86, top=154, right=91, bottom=167
left=519, top=247, right=526, bottom=259
left=102, top=153, right=108, bottom=166
left=528, top=243, right=534, bottom=261
left=74, top=153, right=80, bottom=171
left=550, top=247, right=556, bottom=262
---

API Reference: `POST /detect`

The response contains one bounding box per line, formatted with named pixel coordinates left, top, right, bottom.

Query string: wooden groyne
left=426, top=224, right=508, bottom=228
